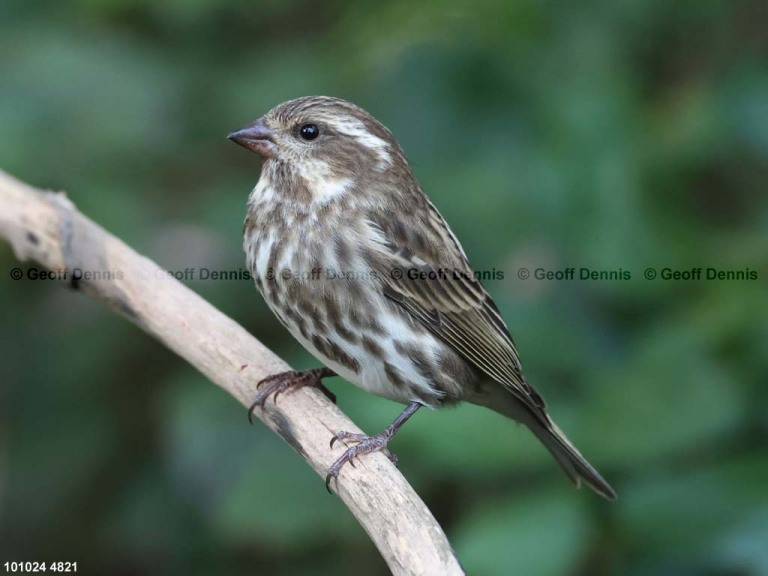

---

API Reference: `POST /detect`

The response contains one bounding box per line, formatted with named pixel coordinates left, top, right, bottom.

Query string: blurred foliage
left=1, top=0, right=767, bottom=574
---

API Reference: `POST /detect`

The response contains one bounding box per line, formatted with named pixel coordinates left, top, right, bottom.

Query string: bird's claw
left=329, top=430, right=368, bottom=449
left=247, top=368, right=336, bottom=424
left=325, top=430, right=396, bottom=494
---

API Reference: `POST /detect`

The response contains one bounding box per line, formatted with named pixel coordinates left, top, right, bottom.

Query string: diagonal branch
left=0, top=169, right=463, bottom=575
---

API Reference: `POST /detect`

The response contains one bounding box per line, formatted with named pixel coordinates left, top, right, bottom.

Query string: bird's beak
left=227, top=117, right=278, bottom=159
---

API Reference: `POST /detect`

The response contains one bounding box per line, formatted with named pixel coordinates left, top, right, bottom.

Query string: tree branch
left=0, top=169, right=463, bottom=575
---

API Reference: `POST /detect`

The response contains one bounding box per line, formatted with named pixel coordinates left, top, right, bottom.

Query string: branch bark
left=0, top=169, right=463, bottom=575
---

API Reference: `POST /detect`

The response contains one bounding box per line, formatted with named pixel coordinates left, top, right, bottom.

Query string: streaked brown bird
left=229, top=96, right=616, bottom=499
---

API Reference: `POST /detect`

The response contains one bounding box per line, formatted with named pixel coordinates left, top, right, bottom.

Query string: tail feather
left=470, top=386, right=617, bottom=500
left=528, top=416, right=617, bottom=500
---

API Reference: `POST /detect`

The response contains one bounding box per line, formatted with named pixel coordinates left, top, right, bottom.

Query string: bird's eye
left=299, top=123, right=320, bottom=141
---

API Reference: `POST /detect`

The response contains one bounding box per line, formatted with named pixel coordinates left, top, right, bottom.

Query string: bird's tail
left=471, top=387, right=617, bottom=500
left=526, top=414, right=616, bottom=500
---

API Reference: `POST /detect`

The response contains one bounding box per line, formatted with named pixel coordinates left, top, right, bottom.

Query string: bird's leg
left=326, top=401, right=422, bottom=492
left=248, top=367, right=336, bottom=422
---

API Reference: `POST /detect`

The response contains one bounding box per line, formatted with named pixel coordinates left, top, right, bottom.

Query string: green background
left=1, top=1, right=767, bottom=574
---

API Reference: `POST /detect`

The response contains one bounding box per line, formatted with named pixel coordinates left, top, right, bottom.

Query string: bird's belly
left=244, top=221, right=468, bottom=407
left=276, top=287, right=452, bottom=406
left=286, top=323, right=418, bottom=404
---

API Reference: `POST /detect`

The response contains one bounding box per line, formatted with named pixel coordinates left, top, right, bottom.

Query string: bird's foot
left=325, top=429, right=399, bottom=492
left=248, top=367, right=336, bottom=423
left=324, top=401, right=422, bottom=493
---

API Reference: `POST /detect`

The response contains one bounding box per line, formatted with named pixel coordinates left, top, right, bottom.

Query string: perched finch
left=228, top=96, right=616, bottom=499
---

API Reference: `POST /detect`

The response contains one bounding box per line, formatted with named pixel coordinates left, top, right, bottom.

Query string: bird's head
left=229, top=96, right=409, bottom=204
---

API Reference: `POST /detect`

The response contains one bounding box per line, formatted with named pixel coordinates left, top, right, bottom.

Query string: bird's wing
left=363, top=209, right=546, bottom=413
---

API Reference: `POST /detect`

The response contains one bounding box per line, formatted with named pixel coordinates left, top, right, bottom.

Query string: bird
left=228, top=96, right=616, bottom=500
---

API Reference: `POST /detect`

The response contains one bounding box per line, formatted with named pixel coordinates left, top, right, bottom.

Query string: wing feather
left=364, top=213, right=545, bottom=413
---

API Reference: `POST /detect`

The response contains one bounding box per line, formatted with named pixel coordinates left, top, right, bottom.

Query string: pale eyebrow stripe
left=325, top=117, right=393, bottom=169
